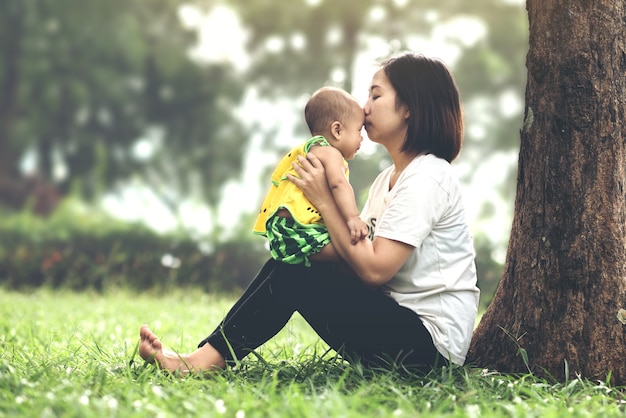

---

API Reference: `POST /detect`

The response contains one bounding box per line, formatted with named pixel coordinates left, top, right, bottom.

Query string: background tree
left=468, top=0, right=626, bottom=384
left=0, top=0, right=247, bottom=214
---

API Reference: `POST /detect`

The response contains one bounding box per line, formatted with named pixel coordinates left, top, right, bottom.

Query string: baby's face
left=339, top=105, right=365, bottom=160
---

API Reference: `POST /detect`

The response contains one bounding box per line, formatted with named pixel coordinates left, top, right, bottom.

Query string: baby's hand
left=347, top=216, right=369, bottom=244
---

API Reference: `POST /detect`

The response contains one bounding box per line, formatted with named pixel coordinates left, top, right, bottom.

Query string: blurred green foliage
left=0, top=200, right=268, bottom=292
left=473, top=235, right=504, bottom=310
left=0, top=0, right=248, bottom=208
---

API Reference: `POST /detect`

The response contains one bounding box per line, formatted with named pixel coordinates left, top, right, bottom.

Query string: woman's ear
left=331, top=121, right=342, bottom=139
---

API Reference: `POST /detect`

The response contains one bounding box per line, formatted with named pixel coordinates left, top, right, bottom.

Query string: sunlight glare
left=369, top=6, right=386, bottom=22
left=291, top=32, right=307, bottom=50
left=326, top=27, right=342, bottom=46
left=265, top=36, right=285, bottom=53
left=499, top=88, right=524, bottom=118
left=330, top=67, right=346, bottom=84
left=178, top=4, right=201, bottom=27
left=132, top=140, right=154, bottom=161
left=424, top=10, right=439, bottom=24
left=433, top=16, right=487, bottom=48
left=178, top=4, right=249, bottom=71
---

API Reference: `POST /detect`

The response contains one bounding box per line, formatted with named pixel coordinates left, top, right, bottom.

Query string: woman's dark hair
left=381, top=52, right=463, bottom=162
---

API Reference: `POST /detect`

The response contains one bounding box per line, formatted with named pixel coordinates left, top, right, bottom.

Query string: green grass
left=1, top=289, right=625, bottom=417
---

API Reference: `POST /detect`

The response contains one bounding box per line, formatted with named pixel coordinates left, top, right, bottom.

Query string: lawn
left=0, top=288, right=625, bottom=417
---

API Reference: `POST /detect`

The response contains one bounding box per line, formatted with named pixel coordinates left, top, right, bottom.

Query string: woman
left=139, top=52, right=480, bottom=374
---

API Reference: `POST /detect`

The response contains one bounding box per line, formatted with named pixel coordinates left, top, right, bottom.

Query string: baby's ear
left=331, top=121, right=342, bottom=139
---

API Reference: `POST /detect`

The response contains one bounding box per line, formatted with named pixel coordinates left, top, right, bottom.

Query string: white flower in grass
left=15, top=395, right=26, bottom=404
left=79, top=395, right=90, bottom=406
left=215, top=399, right=227, bottom=414
left=235, top=410, right=245, bottom=418
left=106, top=396, right=119, bottom=409
left=465, top=404, right=480, bottom=418
left=146, top=404, right=166, bottom=417
left=293, top=344, right=302, bottom=356
left=152, top=385, right=164, bottom=398
left=393, top=409, right=403, bottom=416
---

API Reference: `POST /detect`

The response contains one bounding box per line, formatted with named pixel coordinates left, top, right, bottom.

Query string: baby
left=253, top=86, right=368, bottom=266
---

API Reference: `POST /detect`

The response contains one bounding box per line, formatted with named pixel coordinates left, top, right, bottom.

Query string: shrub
left=0, top=200, right=268, bottom=293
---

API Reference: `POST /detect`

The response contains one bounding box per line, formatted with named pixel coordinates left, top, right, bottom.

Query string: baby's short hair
left=304, top=87, right=358, bottom=135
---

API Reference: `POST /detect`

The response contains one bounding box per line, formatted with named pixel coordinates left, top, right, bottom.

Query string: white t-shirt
left=360, top=154, right=480, bottom=365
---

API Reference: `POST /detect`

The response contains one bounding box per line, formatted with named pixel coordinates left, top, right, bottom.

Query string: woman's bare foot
left=139, top=325, right=226, bottom=375
left=139, top=325, right=185, bottom=372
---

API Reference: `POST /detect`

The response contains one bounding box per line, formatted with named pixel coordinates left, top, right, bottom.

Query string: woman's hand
left=287, top=153, right=333, bottom=209
left=289, top=152, right=411, bottom=286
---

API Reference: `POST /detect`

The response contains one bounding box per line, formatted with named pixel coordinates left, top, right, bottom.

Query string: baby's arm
left=310, top=146, right=368, bottom=244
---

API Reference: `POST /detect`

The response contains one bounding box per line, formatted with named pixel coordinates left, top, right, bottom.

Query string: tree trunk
left=0, top=1, right=24, bottom=180
left=467, top=0, right=626, bottom=384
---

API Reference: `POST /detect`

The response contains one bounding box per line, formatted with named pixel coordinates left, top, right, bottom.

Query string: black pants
left=198, top=259, right=446, bottom=372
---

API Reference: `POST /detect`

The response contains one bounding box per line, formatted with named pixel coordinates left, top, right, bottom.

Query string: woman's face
left=364, top=69, right=409, bottom=146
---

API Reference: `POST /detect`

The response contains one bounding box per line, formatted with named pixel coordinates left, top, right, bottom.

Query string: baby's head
left=305, top=87, right=363, bottom=136
left=304, top=87, right=364, bottom=159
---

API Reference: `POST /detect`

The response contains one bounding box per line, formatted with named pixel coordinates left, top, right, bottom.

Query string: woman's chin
left=364, top=129, right=378, bottom=143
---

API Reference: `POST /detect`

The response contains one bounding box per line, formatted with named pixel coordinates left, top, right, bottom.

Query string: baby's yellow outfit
left=253, top=135, right=349, bottom=266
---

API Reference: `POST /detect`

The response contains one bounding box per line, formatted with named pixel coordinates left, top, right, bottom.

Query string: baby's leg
left=310, top=242, right=339, bottom=262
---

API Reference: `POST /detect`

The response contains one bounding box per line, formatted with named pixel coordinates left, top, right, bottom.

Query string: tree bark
left=0, top=1, right=24, bottom=180
left=467, top=0, right=626, bottom=384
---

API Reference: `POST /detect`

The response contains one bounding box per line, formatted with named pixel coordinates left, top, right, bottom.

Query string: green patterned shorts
left=266, top=216, right=330, bottom=267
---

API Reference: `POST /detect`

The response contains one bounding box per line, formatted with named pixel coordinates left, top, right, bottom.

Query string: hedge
left=0, top=202, right=268, bottom=293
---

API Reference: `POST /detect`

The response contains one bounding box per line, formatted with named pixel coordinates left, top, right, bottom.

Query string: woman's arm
left=288, top=153, right=413, bottom=286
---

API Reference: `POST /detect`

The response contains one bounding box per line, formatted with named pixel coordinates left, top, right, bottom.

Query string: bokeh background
left=0, top=0, right=528, bottom=308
